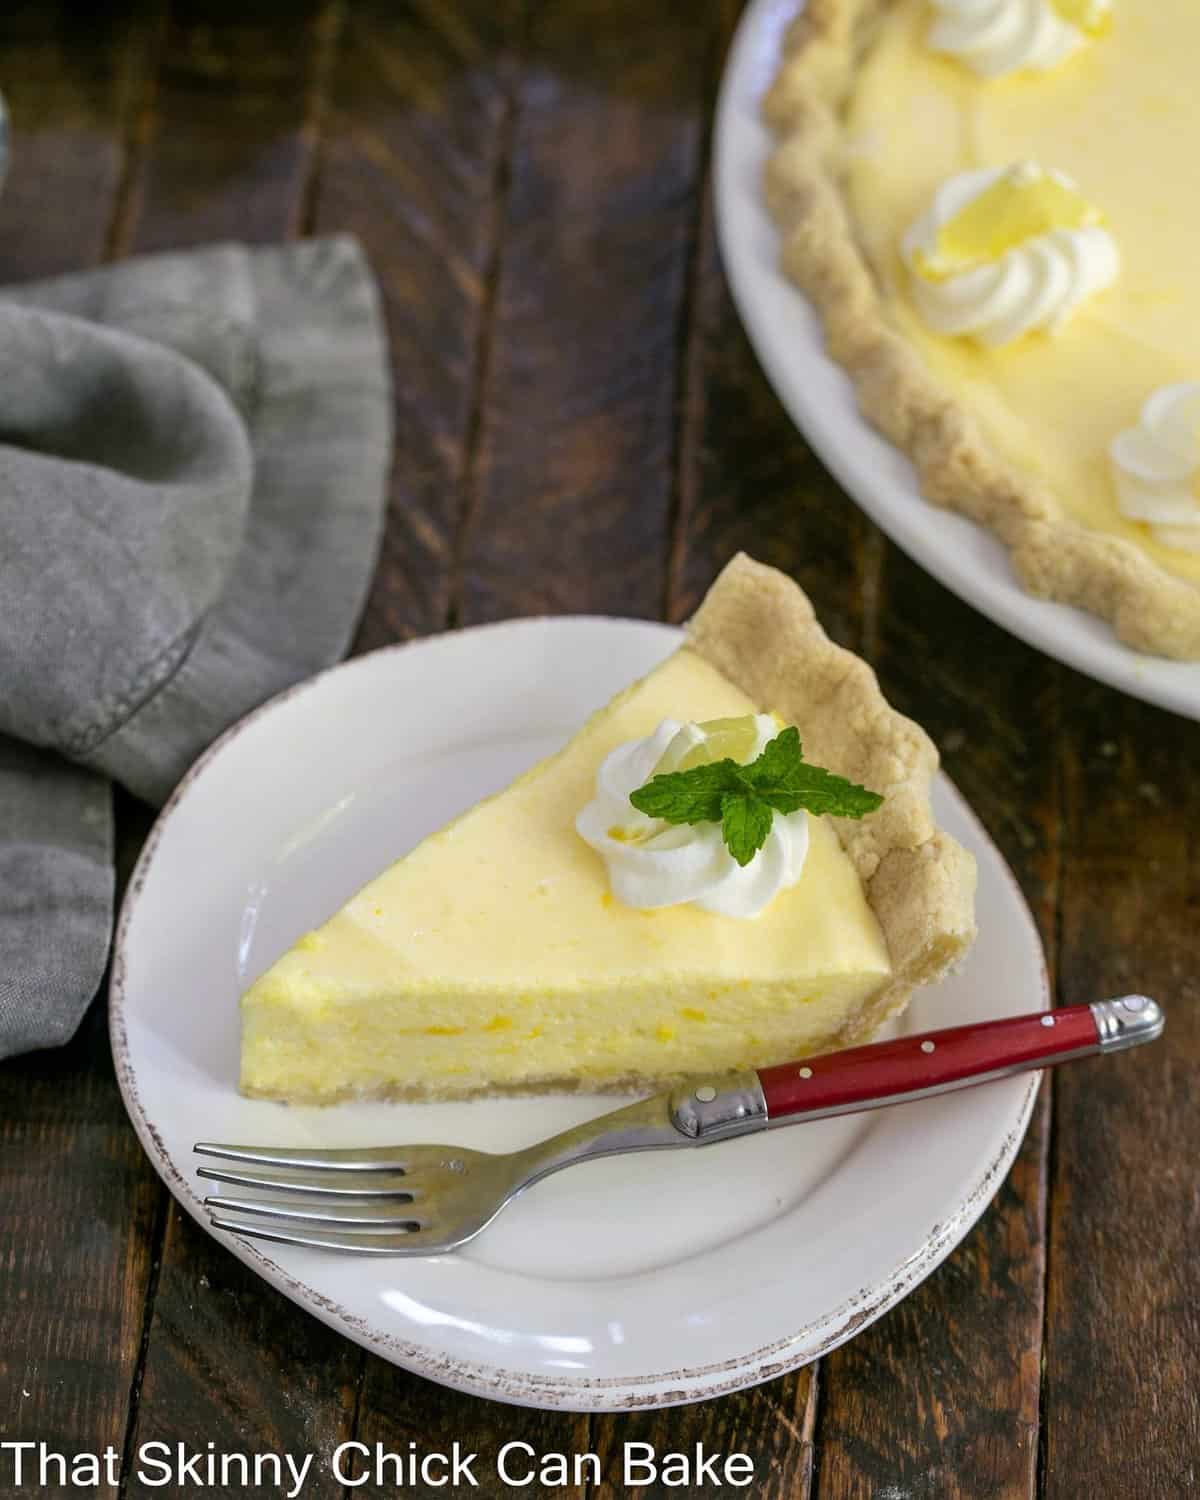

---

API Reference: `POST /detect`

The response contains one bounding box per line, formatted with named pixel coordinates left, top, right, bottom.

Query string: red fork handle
left=756, top=996, right=1162, bottom=1126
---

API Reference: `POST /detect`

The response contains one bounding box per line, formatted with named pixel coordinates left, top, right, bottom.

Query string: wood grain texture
left=0, top=2, right=162, bottom=282
left=592, top=1371, right=817, bottom=1500
left=346, top=1363, right=590, bottom=1500
left=1042, top=681, right=1200, bottom=1498
left=457, top=0, right=716, bottom=624
left=122, top=1210, right=359, bottom=1500
left=120, top=0, right=339, bottom=256
left=0, top=1003, right=162, bottom=1479
left=315, top=0, right=523, bottom=650
left=667, top=178, right=874, bottom=656
left=812, top=552, right=1059, bottom=1500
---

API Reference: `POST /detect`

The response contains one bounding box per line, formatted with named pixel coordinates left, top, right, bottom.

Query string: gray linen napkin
left=0, top=236, right=392, bottom=1058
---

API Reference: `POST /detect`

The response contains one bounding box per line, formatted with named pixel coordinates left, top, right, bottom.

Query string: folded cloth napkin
left=0, top=235, right=392, bottom=1058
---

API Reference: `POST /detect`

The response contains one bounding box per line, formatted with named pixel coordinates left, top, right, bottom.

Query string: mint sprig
left=628, top=726, right=883, bottom=867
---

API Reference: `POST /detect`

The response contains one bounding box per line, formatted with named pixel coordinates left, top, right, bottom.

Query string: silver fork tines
left=196, top=1092, right=691, bottom=1256
left=206, top=1216, right=433, bottom=1255
left=194, top=1141, right=459, bottom=1172
left=205, top=1194, right=424, bottom=1229
left=196, top=1163, right=417, bottom=1198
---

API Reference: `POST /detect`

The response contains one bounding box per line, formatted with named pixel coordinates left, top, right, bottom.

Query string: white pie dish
left=713, top=0, right=1200, bottom=721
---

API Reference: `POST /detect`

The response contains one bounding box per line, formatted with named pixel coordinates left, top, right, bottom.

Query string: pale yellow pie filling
left=845, top=0, right=1200, bottom=583
left=241, top=648, right=893, bottom=1103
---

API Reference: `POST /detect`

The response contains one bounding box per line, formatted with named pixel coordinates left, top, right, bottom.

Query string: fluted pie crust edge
left=761, top=0, right=1200, bottom=661
left=688, top=553, right=977, bottom=1047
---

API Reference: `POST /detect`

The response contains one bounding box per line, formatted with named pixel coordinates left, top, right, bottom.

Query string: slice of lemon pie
left=240, top=555, right=975, bottom=1104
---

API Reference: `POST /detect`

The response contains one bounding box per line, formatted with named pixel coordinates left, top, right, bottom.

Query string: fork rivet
left=695, top=1085, right=717, bottom=1103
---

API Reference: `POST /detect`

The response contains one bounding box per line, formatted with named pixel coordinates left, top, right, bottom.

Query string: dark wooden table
left=2, top=3, right=1197, bottom=1496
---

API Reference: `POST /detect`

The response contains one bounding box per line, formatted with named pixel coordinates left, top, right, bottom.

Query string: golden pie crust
left=688, top=553, right=977, bottom=1046
left=762, top=0, right=1200, bottom=660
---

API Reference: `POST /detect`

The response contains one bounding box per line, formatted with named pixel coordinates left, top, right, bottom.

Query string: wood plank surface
left=344, top=1370, right=591, bottom=1500
left=123, top=1214, right=359, bottom=1500
left=0, top=3, right=163, bottom=282
left=119, top=0, right=340, bottom=256
left=317, top=0, right=524, bottom=649
left=812, top=553, right=1060, bottom=1500
left=1042, top=682, right=1200, bottom=1498
left=0, top=1002, right=162, bottom=1489
left=665, top=0, right=881, bottom=662
left=457, top=0, right=717, bottom=624
left=667, top=160, right=874, bottom=653
left=593, top=1376, right=818, bottom=1500
left=0, top=8, right=164, bottom=1483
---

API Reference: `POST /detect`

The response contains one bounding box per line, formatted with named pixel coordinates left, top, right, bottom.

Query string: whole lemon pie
left=240, top=556, right=976, bottom=1104
left=764, top=0, right=1200, bottom=657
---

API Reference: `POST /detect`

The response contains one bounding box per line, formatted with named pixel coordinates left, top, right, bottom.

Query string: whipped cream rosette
left=902, top=163, right=1119, bottom=347
left=575, top=716, right=810, bottom=920
left=928, top=0, right=1113, bottom=79
left=1110, top=384, right=1200, bottom=553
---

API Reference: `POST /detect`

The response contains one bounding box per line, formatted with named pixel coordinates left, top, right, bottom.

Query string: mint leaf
left=744, top=725, right=805, bottom=794
left=628, top=722, right=884, bottom=867
left=745, top=726, right=884, bottom=818
left=628, top=758, right=745, bottom=824
left=720, top=792, right=774, bottom=867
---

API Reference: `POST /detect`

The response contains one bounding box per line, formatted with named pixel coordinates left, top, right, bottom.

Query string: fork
left=197, top=995, right=1162, bottom=1256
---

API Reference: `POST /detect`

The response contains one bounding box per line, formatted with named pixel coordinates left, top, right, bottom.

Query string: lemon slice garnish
left=676, top=715, right=765, bottom=770
left=916, top=164, right=1103, bottom=281
left=653, top=714, right=770, bottom=777
left=1049, top=0, right=1113, bottom=38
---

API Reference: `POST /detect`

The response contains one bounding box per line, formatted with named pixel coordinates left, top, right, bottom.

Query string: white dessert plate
left=111, top=617, right=1047, bottom=1411
left=714, top=0, right=1200, bottom=723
